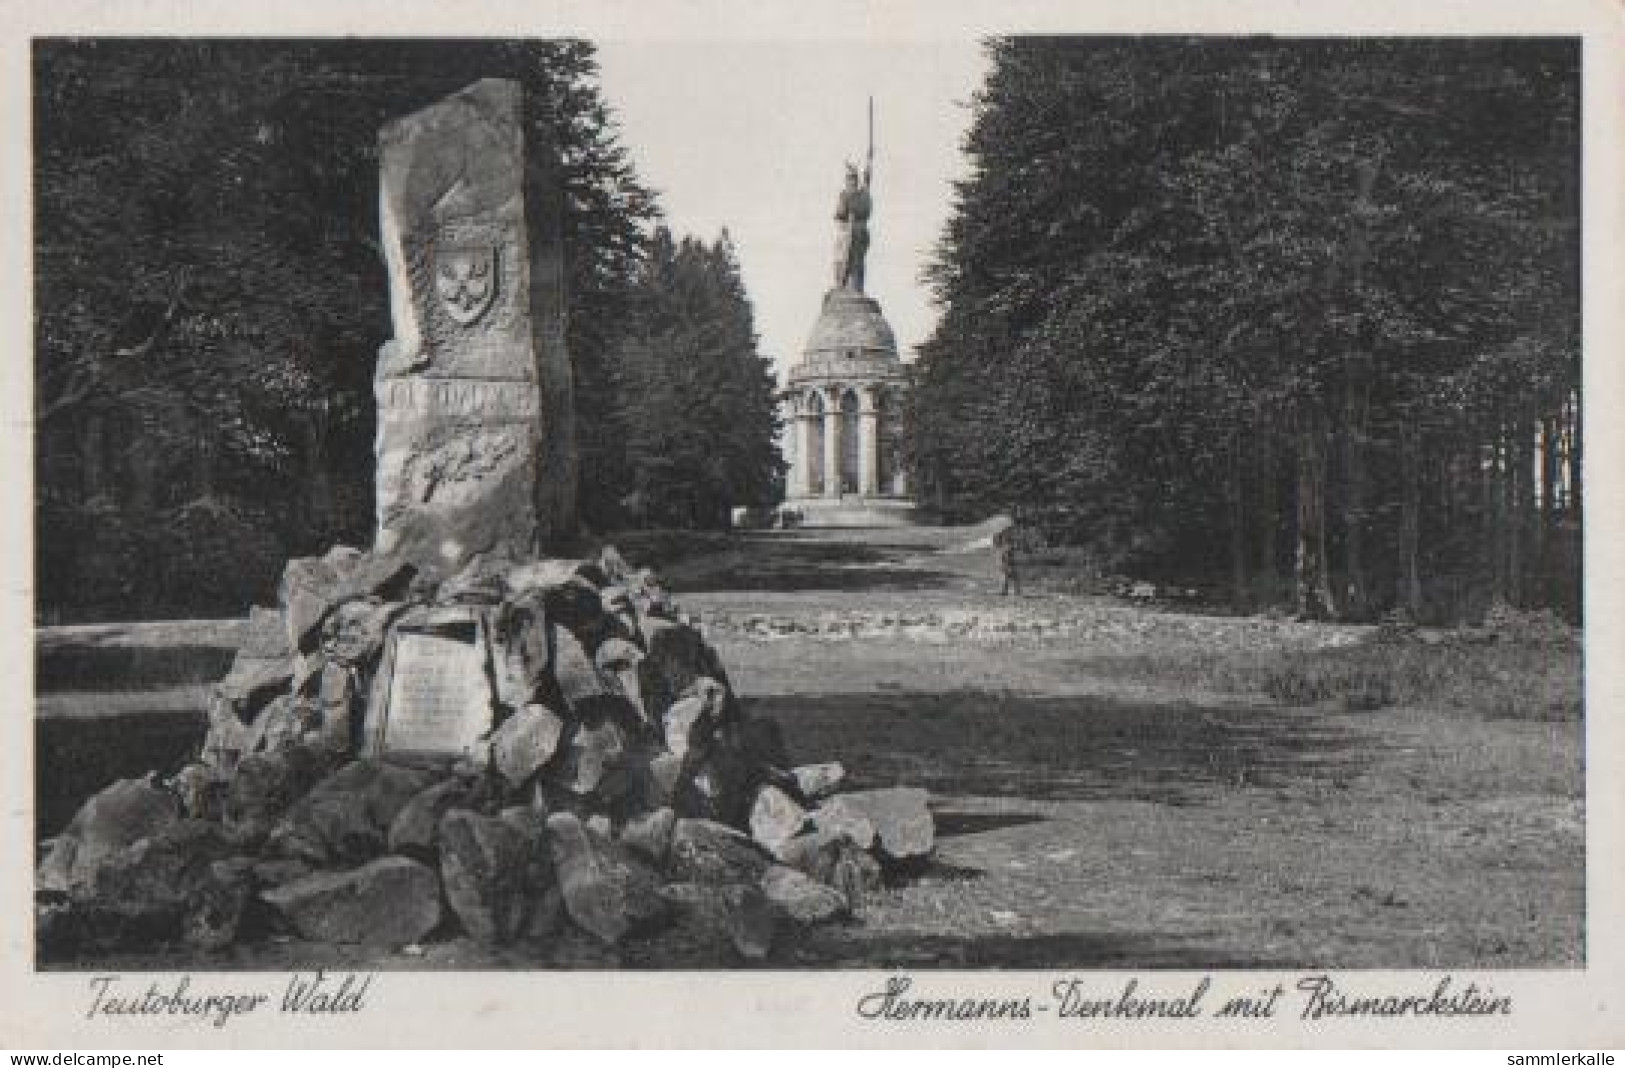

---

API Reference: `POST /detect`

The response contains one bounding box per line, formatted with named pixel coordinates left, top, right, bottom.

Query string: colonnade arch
left=786, top=380, right=908, bottom=500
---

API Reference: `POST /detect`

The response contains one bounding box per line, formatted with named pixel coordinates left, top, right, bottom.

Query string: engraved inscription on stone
left=380, top=378, right=540, bottom=420
left=373, top=624, right=493, bottom=760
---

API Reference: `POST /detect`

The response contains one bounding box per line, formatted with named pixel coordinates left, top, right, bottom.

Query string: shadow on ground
left=746, top=690, right=1370, bottom=806
left=931, top=810, right=1049, bottom=838
left=36, top=924, right=1287, bottom=972
left=658, top=532, right=971, bottom=594
left=36, top=712, right=205, bottom=838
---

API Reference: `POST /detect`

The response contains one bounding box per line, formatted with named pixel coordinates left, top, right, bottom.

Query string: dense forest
left=609, top=228, right=785, bottom=530
left=914, top=37, right=1581, bottom=622
left=34, top=39, right=781, bottom=622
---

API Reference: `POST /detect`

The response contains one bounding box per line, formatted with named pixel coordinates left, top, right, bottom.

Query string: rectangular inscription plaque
left=366, top=614, right=493, bottom=762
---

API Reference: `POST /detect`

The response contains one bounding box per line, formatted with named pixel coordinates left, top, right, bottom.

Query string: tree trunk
left=125, top=415, right=157, bottom=513
left=1341, top=350, right=1373, bottom=620
left=1397, top=421, right=1424, bottom=620
left=1487, top=424, right=1506, bottom=605
left=1227, top=428, right=1249, bottom=610
left=1256, top=433, right=1280, bottom=606
left=303, top=411, right=334, bottom=532
left=195, top=431, right=216, bottom=499
left=79, top=413, right=105, bottom=502
left=1509, top=412, right=1532, bottom=607
left=526, top=126, right=579, bottom=551
left=1539, top=413, right=1558, bottom=604
left=1294, top=398, right=1336, bottom=621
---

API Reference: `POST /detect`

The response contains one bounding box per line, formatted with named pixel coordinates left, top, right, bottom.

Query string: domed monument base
left=780, top=120, right=917, bottom=528
left=781, top=288, right=916, bottom=526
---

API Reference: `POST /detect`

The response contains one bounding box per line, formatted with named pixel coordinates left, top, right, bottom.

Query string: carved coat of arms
left=435, top=243, right=500, bottom=326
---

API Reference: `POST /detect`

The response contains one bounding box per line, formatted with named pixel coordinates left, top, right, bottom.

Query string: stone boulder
left=184, top=858, right=256, bottom=952
left=547, top=812, right=667, bottom=945
left=668, top=819, right=775, bottom=886
left=40, top=821, right=250, bottom=953
left=660, top=882, right=775, bottom=961
left=267, top=760, right=440, bottom=867
left=550, top=624, right=636, bottom=725
left=201, top=693, right=257, bottom=774
left=251, top=857, right=313, bottom=889
left=490, top=591, right=551, bottom=708
left=662, top=679, right=725, bottom=757
left=323, top=599, right=399, bottom=667
left=541, top=577, right=605, bottom=638
left=261, top=856, right=442, bottom=946
left=791, top=762, right=846, bottom=802
left=749, top=785, right=810, bottom=860
left=639, top=618, right=722, bottom=721
left=242, top=695, right=306, bottom=756
left=619, top=807, right=676, bottom=869
left=37, top=775, right=180, bottom=896
left=270, top=792, right=382, bottom=868
left=808, top=798, right=878, bottom=851
left=594, top=637, right=647, bottom=723
left=503, top=558, right=585, bottom=596
left=498, top=806, right=563, bottom=941
left=778, top=833, right=882, bottom=913
left=633, top=751, right=690, bottom=814
left=761, top=864, right=850, bottom=925
left=438, top=809, right=534, bottom=944
left=279, top=547, right=364, bottom=653
left=388, top=778, right=475, bottom=862
left=170, top=763, right=228, bottom=822
left=489, top=703, right=565, bottom=788
left=436, top=558, right=507, bottom=606
left=80, top=820, right=235, bottom=913
left=819, top=787, right=934, bottom=862
left=554, top=720, right=628, bottom=799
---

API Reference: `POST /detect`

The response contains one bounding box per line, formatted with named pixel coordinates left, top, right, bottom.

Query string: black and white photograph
left=6, top=0, right=1622, bottom=1050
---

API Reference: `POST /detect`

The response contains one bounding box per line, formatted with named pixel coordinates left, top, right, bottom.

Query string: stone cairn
left=37, top=545, right=932, bottom=961
left=35, top=79, right=933, bottom=964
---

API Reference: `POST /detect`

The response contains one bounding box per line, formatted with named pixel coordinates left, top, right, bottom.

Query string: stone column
left=858, top=388, right=880, bottom=497
left=822, top=393, right=841, bottom=498
left=793, top=400, right=815, bottom=498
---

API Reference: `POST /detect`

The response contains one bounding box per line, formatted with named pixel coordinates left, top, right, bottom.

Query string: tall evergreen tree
left=918, top=37, right=1579, bottom=620
left=33, top=39, right=659, bottom=620
left=610, top=228, right=784, bottom=529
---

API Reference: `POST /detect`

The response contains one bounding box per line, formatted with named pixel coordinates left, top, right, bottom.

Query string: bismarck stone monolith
left=373, top=79, right=573, bottom=571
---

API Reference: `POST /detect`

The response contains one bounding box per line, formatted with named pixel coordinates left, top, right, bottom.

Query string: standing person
left=994, top=518, right=1021, bottom=597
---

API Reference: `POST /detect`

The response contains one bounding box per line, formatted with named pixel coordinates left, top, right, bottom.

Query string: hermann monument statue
left=781, top=101, right=916, bottom=527
left=832, top=160, right=872, bottom=293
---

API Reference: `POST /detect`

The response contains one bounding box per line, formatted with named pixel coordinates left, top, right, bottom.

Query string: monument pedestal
left=783, top=496, right=920, bottom=528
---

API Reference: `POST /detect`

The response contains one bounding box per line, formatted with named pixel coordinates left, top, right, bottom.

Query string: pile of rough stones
left=36, top=545, right=934, bottom=961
